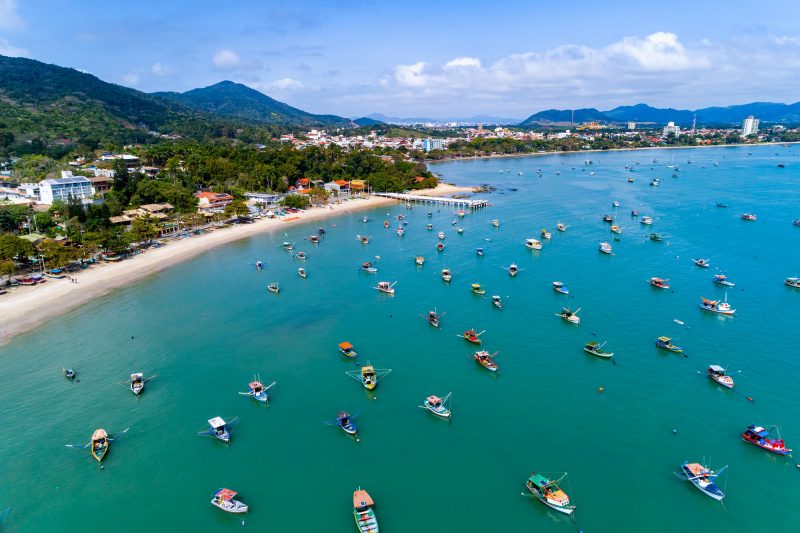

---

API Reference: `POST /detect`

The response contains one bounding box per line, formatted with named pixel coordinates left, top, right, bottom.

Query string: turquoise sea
left=1, top=144, right=799, bottom=532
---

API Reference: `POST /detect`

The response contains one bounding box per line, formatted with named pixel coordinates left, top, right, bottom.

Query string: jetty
left=373, top=192, right=488, bottom=209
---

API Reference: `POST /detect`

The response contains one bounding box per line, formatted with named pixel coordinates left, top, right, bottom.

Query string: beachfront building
left=244, top=192, right=280, bottom=206
left=194, top=191, right=234, bottom=214
left=109, top=203, right=178, bottom=235
left=38, top=171, right=94, bottom=204
left=742, top=115, right=759, bottom=136
left=662, top=122, right=681, bottom=137
left=423, top=138, right=450, bottom=152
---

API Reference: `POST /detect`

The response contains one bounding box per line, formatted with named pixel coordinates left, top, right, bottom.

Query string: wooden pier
left=373, top=192, right=488, bottom=209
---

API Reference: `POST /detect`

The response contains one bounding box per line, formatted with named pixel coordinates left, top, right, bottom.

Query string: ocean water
left=1, top=144, right=799, bottom=532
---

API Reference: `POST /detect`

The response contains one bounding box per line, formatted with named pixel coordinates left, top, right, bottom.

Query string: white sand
left=0, top=184, right=474, bottom=343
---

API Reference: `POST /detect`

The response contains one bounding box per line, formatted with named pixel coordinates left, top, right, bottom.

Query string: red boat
left=460, top=329, right=485, bottom=344
left=474, top=350, right=498, bottom=372
left=742, top=425, right=792, bottom=456
left=649, top=277, right=670, bottom=289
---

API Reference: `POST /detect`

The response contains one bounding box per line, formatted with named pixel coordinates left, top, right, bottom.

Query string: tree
left=0, top=234, right=35, bottom=260
left=37, top=239, right=80, bottom=269
left=129, top=215, right=160, bottom=244
left=224, top=199, right=250, bottom=219
left=280, top=194, right=310, bottom=209
left=0, top=258, right=16, bottom=278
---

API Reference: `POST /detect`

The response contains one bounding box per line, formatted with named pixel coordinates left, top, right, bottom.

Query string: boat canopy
left=427, top=395, right=442, bottom=404
left=701, top=298, right=718, bottom=305
left=339, top=342, right=353, bottom=350
left=214, top=488, right=237, bottom=501
left=747, top=426, right=770, bottom=437
left=208, top=417, right=226, bottom=429
left=353, top=490, right=374, bottom=508
left=362, top=366, right=375, bottom=374
left=657, top=336, right=672, bottom=343
left=131, top=372, right=143, bottom=380
left=708, top=365, right=725, bottom=373
left=471, top=283, right=481, bottom=289
left=249, top=381, right=264, bottom=390
left=92, top=429, right=108, bottom=440
left=527, top=473, right=553, bottom=489
left=686, top=463, right=705, bottom=476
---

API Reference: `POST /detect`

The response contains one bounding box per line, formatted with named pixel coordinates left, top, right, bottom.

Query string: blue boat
left=676, top=462, right=726, bottom=501
left=197, top=416, right=239, bottom=443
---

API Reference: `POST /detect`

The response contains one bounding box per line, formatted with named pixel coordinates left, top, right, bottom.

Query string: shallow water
left=1, top=145, right=799, bottom=532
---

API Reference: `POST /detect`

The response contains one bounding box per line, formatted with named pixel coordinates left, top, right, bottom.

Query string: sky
left=2, top=0, right=800, bottom=119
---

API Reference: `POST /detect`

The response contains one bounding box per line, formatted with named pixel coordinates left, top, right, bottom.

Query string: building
left=38, top=171, right=94, bottom=204
left=244, top=192, right=280, bottom=205
left=89, top=176, right=113, bottom=195
left=423, top=138, right=450, bottom=152
left=662, top=121, right=681, bottom=137
left=194, top=191, right=234, bottom=213
left=627, top=122, right=636, bottom=130
left=742, top=115, right=760, bottom=136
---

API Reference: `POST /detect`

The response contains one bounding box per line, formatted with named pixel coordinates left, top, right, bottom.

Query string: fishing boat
left=649, top=277, right=670, bottom=289
left=427, top=309, right=441, bottom=328
left=602, top=214, right=613, bottom=223
left=552, top=281, right=569, bottom=295
left=641, top=216, right=653, bottom=225
left=741, top=213, right=757, bottom=221
left=783, top=277, right=800, bottom=288
left=492, top=295, right=503, bottom=309
left=583, top=341, right=613, bottom=359
left=396, top=226, right=405, bottom=236
left=742, top=425, right=792, bottom=455
left=650, top=233, right=663, bottom=242
left=474, top=350, right=498, bottom=372
left=699, top=296, right=736, bottom=315
left=415, top=255, right=425, bottom=266
left=361, top=216, right=369, bottom=223
left=14, top=277, right=37, bottom=286
left=457, top=227, right=463, bottom=234
left=198, top=417, right=239, bottom=443
left=383, top=220, right=390, bottom=228
left=707, top=365, right=734, bottom=389
left=283, top=242, right=294, bottom=251
left=598, top=242, right=613, bottom=254
left=557, top=222, right=567, bottom=232
left=676, top=462, right=726, bottom=501
left=374, top=281, right=396, bottom=295
left=44, top=269, right=66, bottom=279
left=460, top=329, right=485, bottom=344
left=426, top=223, right=434, bottom=230
left=126, top=373, right=154, bottom=396
left=476, top=247, right=484, bottom=256
left=357, top=235, right=370, bottom=244
left=420, top=393, right=452, bottom=418
left=339, top=342, right=358, bottom=358
left=346, top=364, right=391, bottom=390
left=556, top=307, right=580, bottom=324
left=692, top=258, right=710, bottom=268
left=332, top=411, right=358, bottom=436
left=438, top=231, right=445, bottom=240
left=507, top=263, right=519, bottom=277
left=308, top=234, right=319, bottom=244
left=298, top=267, right=307, bottom=278
left=650, top=178, right=660, bottom=187
left=631, top=210, right=639, bottom=217
left=211, top=489, right=248, bottom=514
left=361, top=262, right=377, bottom=273
left=524, top=473, right=575, bottom=515
left=713, top=274, right=735, bottom=287
left=353, top=489, right=379, bottom=533
left=295, top=251, right=307, bottom=260
left=91, top=429, right=109, bottom=462
left=102, top=253, right=123, bottom=262
left=612, top=200, right=620, bottom=208
left=471, top=283, right=486, bottom=295
left=239, top=378, right=277, bottom=403
left=441, top=269, right=452, bottom=282
left=255, top=261, right=263, bottom=271
left=656, top=336, right=683, bottom=353
left=436, top=242, right=444, bottom=251
left=541, top=229, right=552, bottom=239
left=609, top=225, right=622, bottom=234
left=267, top=282, right=280, bottom=294
left=525, top=238, right=542, bottom=250
left=63, top=367, right=76, bottom=380
left=491, top=219, right=500, bottom=227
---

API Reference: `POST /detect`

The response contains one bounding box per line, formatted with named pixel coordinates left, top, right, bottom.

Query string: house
left=194, top=191, right=233, bottom=213
left=244, top=192, right=280, bottom=205
left=38, top=171, right=94, bottom=204
left=297, top=177, right=310, bottom=188
left=89, top=176, right=113, bottom=195
left=109, top=203, right=176, bottom=234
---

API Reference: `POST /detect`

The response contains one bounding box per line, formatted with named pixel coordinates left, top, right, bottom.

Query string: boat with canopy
left=525, top=238, right=542, bottom=250
left=441, top=269, right=452, bottom=282
left=742, top=425, right=792, bottom=455
left=675, top=462, right=727, bottom=501
left=459, top=329, right=485, bottom=344
left=471, top=283, right=486, bottom=295
left=552, top=281, right=569, bottom=295
left=346, top=364, right=391, bottom=390
left=583, top=341, right=613, bottom=359
left=339, top=342, right=357, bottom=358
left=420, top=393, right=452, bottom=418
left=713, top=274, right=734, bottom=287
left=707, top=365, right=734, bottom=389
left=353, top=489, right=379, bottom=533
left=699, top=296, right=736, bottom=315
left=211, top=488, right=248, bottom=514
left=197, top=417, right=239, bottom=443
left=474, top=350, right=498, bottom=372
left=374, top=281, right=396, bottom=295
left=649, top=277, right=670, bottom=289
left=656, top=336, right=683, bottom=353
left=239, top=377, right=277, bottom=403
left=524, top=472, right=575, bottom=515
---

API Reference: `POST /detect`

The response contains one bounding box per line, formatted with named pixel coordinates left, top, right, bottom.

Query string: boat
left=474, top=350, right=498, bottom=372
left=459, top=329, right=485, bottom=344
left=267, top=282, right=280, bottom=294
left=641, top=216, right=653, bottom=225
left=44, top=269, right=66, bottom=279
left=420, top=393, right=452, bottom=418
left=650, top=178, right=660, bottom=187
left=649, top=277, right=670, bottom=289
left=396, top=226, right=405, bottom=236
left=438, top=231, right=445, bottom=240
left=541, top=229, right=552, bottom=239
left=63, top=368, right=76, bottom=380
left=283, top=242, right=294, bottom=251
left=333, top=411, right=358, bottom=436
left=713, top=274, right=735, bottom=287
left=524, top=473, right=575, bottom=515
left=631, top=210, right=639, bottom=217
left=552, top=281, right=569, bottom=295
left=507, top=263, right=519, bottom=277
left=427, top=309, right=441, bottom=328
left=383, top=220, right=389, bottom=228
left=426, top=223, right=433, bottom=230
left=353, top=489, right=379, bottom=533
left=346, top=364, right=391, bottom=390
left=598, top=242, right=613, bottom=254
left=361, top=262, right=377, bottom=273
left=102, top=253, right=123, bottom=262
left=557, top=222, right=567, bottom=232
left=525, top=239, right=542, bottom=250
left=415, top=255, right=425, bottom=266
left=14, top=277, right=37, bottom=286
left=198, top=417, right=239, bottom=443
left=741, top=213, right=757, bottom=221
left=308, top=234, right=319, bottom=244
left=339, top=342, right=358, bottom=358
left=492, top=295, right=503, bottom=309
left=707, top=365, right=734, bottom=389
left=476, top=247, right=484, bottom=256
left=255, top=261, right=263, bottom=271
left=742, top=425, right=792, bottom=455
left=692, top=258, right=710, bottom=268
left=457, top=227, right=463, bottom=234
left=375, top=281, right=396, bottom=295
left=794, top=220, right=800, bottom=227
left=126, top=372, right=155, bottom=396
left=602, top=214, right=613, bottom=223
left=361, top=216, right=369, bottom=223
left=357, top=235, right=370, bottom=244
left=785, top=277, right=800, bottom=288
left=441, top=269, right=452, bottom=282
left=676, top=462, right=726, bottom=501
left=491, top=219, right=500, bottom=227
left=91, top=429, right=109, bottom=462
left=556, top=307, right=580, bottom=324
left=298, top=267, right=307, bottom=278
left=239, top=378, right=277, bottom=403
left=699, top=296, right=736, bottom=315
left=583, top=341, right=613, bottom=359
left=778, top=163, right=785, bottom=168
left=211, top=488, right=248, bottom=514
left=436, top=242, right=445, bottom=251
left=656, top=336, right=683, bottom=353
left=612, top=200, right=620, bottom=208
left=716, top=203, right=728, bottom=208
left=471, top=283, right=486, bottom=295
left=649, top=233, right=664, bottom=242
left=627, top=177, right=635, bottom=182
left=610, top=225, right=622, bottom=234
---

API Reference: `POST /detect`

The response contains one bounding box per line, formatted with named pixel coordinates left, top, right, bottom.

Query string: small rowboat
left=457, top=227, right=463, bottom=234
left=353, top=489, right=378, bottom=533
left=713, top=274, right=734, bottom=287
left=335, top=411, right=358, bottom=436
left=383, top=220, right=390, bottom=228
left=375, top=281, right=396, bottom=295
left=63, top=368, right=76, bottom=380
left=742, top=425, right=792, bottom=455
left=283, top=242, right=294, bottom=251
left=612, top=200, right=620, bottom=208
left=583, top=341, right=613, bottom=359
left=471, top=283, right=486, bottom=295
left=650, top=233, right=663, bottom=241
left=476, top=247, right=484, bottom=256
left=640, top=216, right=653, bottom=225
left=361, top=262, right=377, bottom=273
left=507, top=263, right=518, bottom=277
left=426, top=223, right=433, bottom=230
left=525, top=238, right=542, bottom=250
left=338, top=342, right=357, bottom=358
left=357, top=235, right=370, bottom=244
left=491, top=219, right=500, bottom=228
left=474, top=350, right=498, bottom=372
left=211, top=488, right=248, bottom=514
left=649, top=277, right=670, bottom=289
left=556, top=307, right=580, bottom=324
left=127, top=372, right=154, bottom=396
left=415, top=255, right=425, bottom=266
left=438, top=231, right=445, bottom=240
left=436, top=242, right=444, bottom=251
left=298, top=267, right=307, bottom=279
left=491, top=295, right=503, bottom=309
left=707, top=365, right=734, bottom=389
left=552, top=281, right=569, bottom=295
left=541, top=229, right=552, bottom=239
left=525, top=472, right=575, bottom=515
left=346, top=364, right=391, bottom=390
left=602, top=214, right=613, bottom=223
left=699, top=296, right=735, bottom=315
left=91, top=429, right=109, bottom=462
left=308, top=234, right=319, bottom=244
left=255, top=261, right=263, bottom=271
left=441, top=269, right=452, bottom=282
left=741, top=213, right=757, bottom=221
left=239, top=378, right=277, bottom=403
left=656, top=336, right=683, bottom=353
left=295, top=251, right=307, bottom=261
left=676, top=462, right=726, bottom=501
left=557, top=222, right=567, bottom=232
left=631, top=210, right=639, bottom=217
left=427, top=310, right=441, bottom=328
left=267, top=282, right=280, bottom=293
left=692, top=258, right=710, bottom=268
left=421, top=393, right=452, bottom=418
left=460, top=329, right=485, bottom=344
left=610, top=225, right=622, bottom=234
left=783, top=277, right=800, bottom=288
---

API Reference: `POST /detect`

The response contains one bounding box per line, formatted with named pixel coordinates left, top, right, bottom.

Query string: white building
left=627, top=121, right=636, bottom=130
left=38, top=171, right=94, bottom=204
left=662, top=121, right=681, bottom=137
left=742, top=115, right=759, bottom=136
left=423, top=138, right=450, bottom=152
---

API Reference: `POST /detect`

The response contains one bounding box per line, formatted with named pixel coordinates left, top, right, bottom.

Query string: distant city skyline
left=2, top=0, right=800, bottom=117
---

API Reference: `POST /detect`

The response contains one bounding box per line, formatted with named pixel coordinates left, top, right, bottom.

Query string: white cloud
left=212, top=49, right=242, bottom=69
left=393, top=62, right=428, bottom=87
left=0, top=36, right=28, bottom=57
left=151, top=62, right=168, bottom=76
left=607, top=32, right=708, bottom=70
left=0, top=0, right=24, bottom=31
left=444, top=57, right=482, bottom=69
left=122, top=71, right=140, bottom=86
left=267, top=78, right=304, bottom=91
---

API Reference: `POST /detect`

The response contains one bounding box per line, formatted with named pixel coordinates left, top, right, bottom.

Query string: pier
left=372, top=192, right=489, bottom=209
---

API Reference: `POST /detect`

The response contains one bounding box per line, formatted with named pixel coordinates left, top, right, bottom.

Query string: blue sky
left=2, top=0, right=800, bottom=118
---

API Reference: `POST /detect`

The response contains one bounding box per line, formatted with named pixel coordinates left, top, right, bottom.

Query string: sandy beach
left=0, top=183, right=474, bottom=344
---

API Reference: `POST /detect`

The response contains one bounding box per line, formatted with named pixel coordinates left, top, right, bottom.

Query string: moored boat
left=283, top=242, right=294, bottom=251
left=63, top=367, right=76, bottom=380
left=426, top=223, right=433, bottom=230
left=491, top=219, right=500, bottom=227
left=375, top=281, right=396, bottom=295
left=598, top=242, right=613, bottom=254
left=471, top=283, right=486, bottom=295
left=239, top=378, right=277, bottom=403
left=649, top=277, right=670, bottom=289
left=198, top=417, right=239, bottom=443
left=475, top=247, right=484, bottom=256
left=641, top=216, right=653, bottom=225
left=692, top=258, right=710, bottom=268
left=610, top=225, right=621, bottom=234
left=353, top=489, right=379, bottom=533
left=91, top=429, right=109, bottom=462
left=441, top=269, right=452, bottom=282
left=438, top=231, right=445, bottom=240
left=211, top=488, right=248, bottom=514
left=557, top=222, right=567, bottom=232
left=524, top=473, right=575, bottom=515
left=525, top=238, right=542, bottom=250
left=338, top=342, right=358, bottom=358
left=631, top=210, right=639, bottom=217
left=346, top=364, right=391, bottom=390
left=267, top=282, right=280, bottom=294
left=491, top=295, right=503, bottom=309
left=656, top=336, right=683, bottom=353
left=507, top=263, right=518, bottom=277
left=784, top=277, right=800, bottom=288
left=742, top=425, right=792, bottom=455
left=741, top=213, right=757, bottom=221
left=361, top=262, right=377, bottom=273
left=650, top=233, right=663, bottom=241
left=556, top=307, right=580, bottom=324
left=460, top=328, right=485, bottom=344
left=335, top=411, right=358, bottom=436
left=298, top=267, right=307, bottom=278
left=707, top=365, right=734, bottom=389
left=612, top=200, right=620, bottom=208
left=552, top=281, right=569, bottom=295
left=308, top=234, right=319, bottom=244
left=699, top=296, right=736, bottom=315
left=436, top=242, right=444, bottom=251
left=713, top=274, right=734, bottom=287
left=473, top=350, right=498, bottom=372
left=295, top=251, right=307, bottom=260
left=427, top=309, right=441, bottom=328
left=414, top=255, right=425, bottom=266
left=676, top=462, right=726, bottom=501
left=602, top=214, right=613, bottom=223
left=583, top=341, right=613, bottom=359
left=541, top=229, right=552, bottom=239
left=421, top=393, right=452, bottom=418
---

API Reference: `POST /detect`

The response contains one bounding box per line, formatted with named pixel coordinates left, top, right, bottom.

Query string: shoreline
left=0, top=183, right=474, bottom=345
left=426, top=140, right=800, bottom=163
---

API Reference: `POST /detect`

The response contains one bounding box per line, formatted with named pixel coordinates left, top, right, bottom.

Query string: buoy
left=673, top=429, right=677, bottom=434
left=100, top=465, right=104, bottom=469
left=598, top=387, right=603, bottom=392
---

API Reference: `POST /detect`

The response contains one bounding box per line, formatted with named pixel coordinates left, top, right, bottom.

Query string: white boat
left=298, top=267, right=307, bottom=278
left=556, top=307, right=581, bottom=324
left=282, top=242, right=294, bottom=251
left=552, top=281, right=569, bottom=295
left=375, top=281, right=396, bottom=295
left=676, top=463, right=726, bottom=501
left=707, top=365, right=734, bottom=389
left=211, top=488, right=248, bottom=514
left=641, top=216, right=653, bottom=225
left=492, top=295, right=503, bottom=309
left=507, top=263, right=518, bottom=277
left=785, top=277, right=800, bottom=288
left=198, top=416, right=239, bottom=443
left=414, top=255, right=425, bottom=266
left=699, top=296, right=735, bottom=315
left=692, top=258, right=710, bottom=268
left=438, top=231, right=445, bottom=240
left=491, top=219, right=500, bottom=228
left=457, top=227, right=463, bottom=234
left=396, top=227, right=405, bottom=236
left=129, top=373, right=146, bottom=395
left=598, top=242, right=613, bottom=254
left=441, top=269, right=452, bottom=282
left=525, top=238, right=542, bottom=250
left=612, top=200, right=620, bottom=208
left=420, top=393, right=452, bottom=419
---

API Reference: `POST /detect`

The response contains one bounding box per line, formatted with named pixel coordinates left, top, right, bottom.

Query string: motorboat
left=699, top=296, right=736, bottom=315
left=713, top=274, right=734, bottom=287
left=649, top=277, right=670, bottom=289
left=421, top=393, right=452, bottom=418
left=676, top=462, right=726, bottom=501
left=375, top=281, right=396, bottom=295
left=298, top=267, right=307, bottom=279
left=552, top=281, right=569, bottom=295
left=338, top=342, right=357, bottom=358
left=598, top=242, right=613, bottom=254
left=655, top=336, right=683, bottom=353
left=641, top=216, right=653, bottom=225
left=742, top=425, right=792, bottom=455
left=211, top=489, right=248, bottom=514
left=583, top=341, right=613, bottom=358
left=471, top=283, right=486, bottom=295
left=525, top=473, right=575, bottom=515
left=525, top=239, right=542, bottom=250
left=707, top=365, right=734, bottom=389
